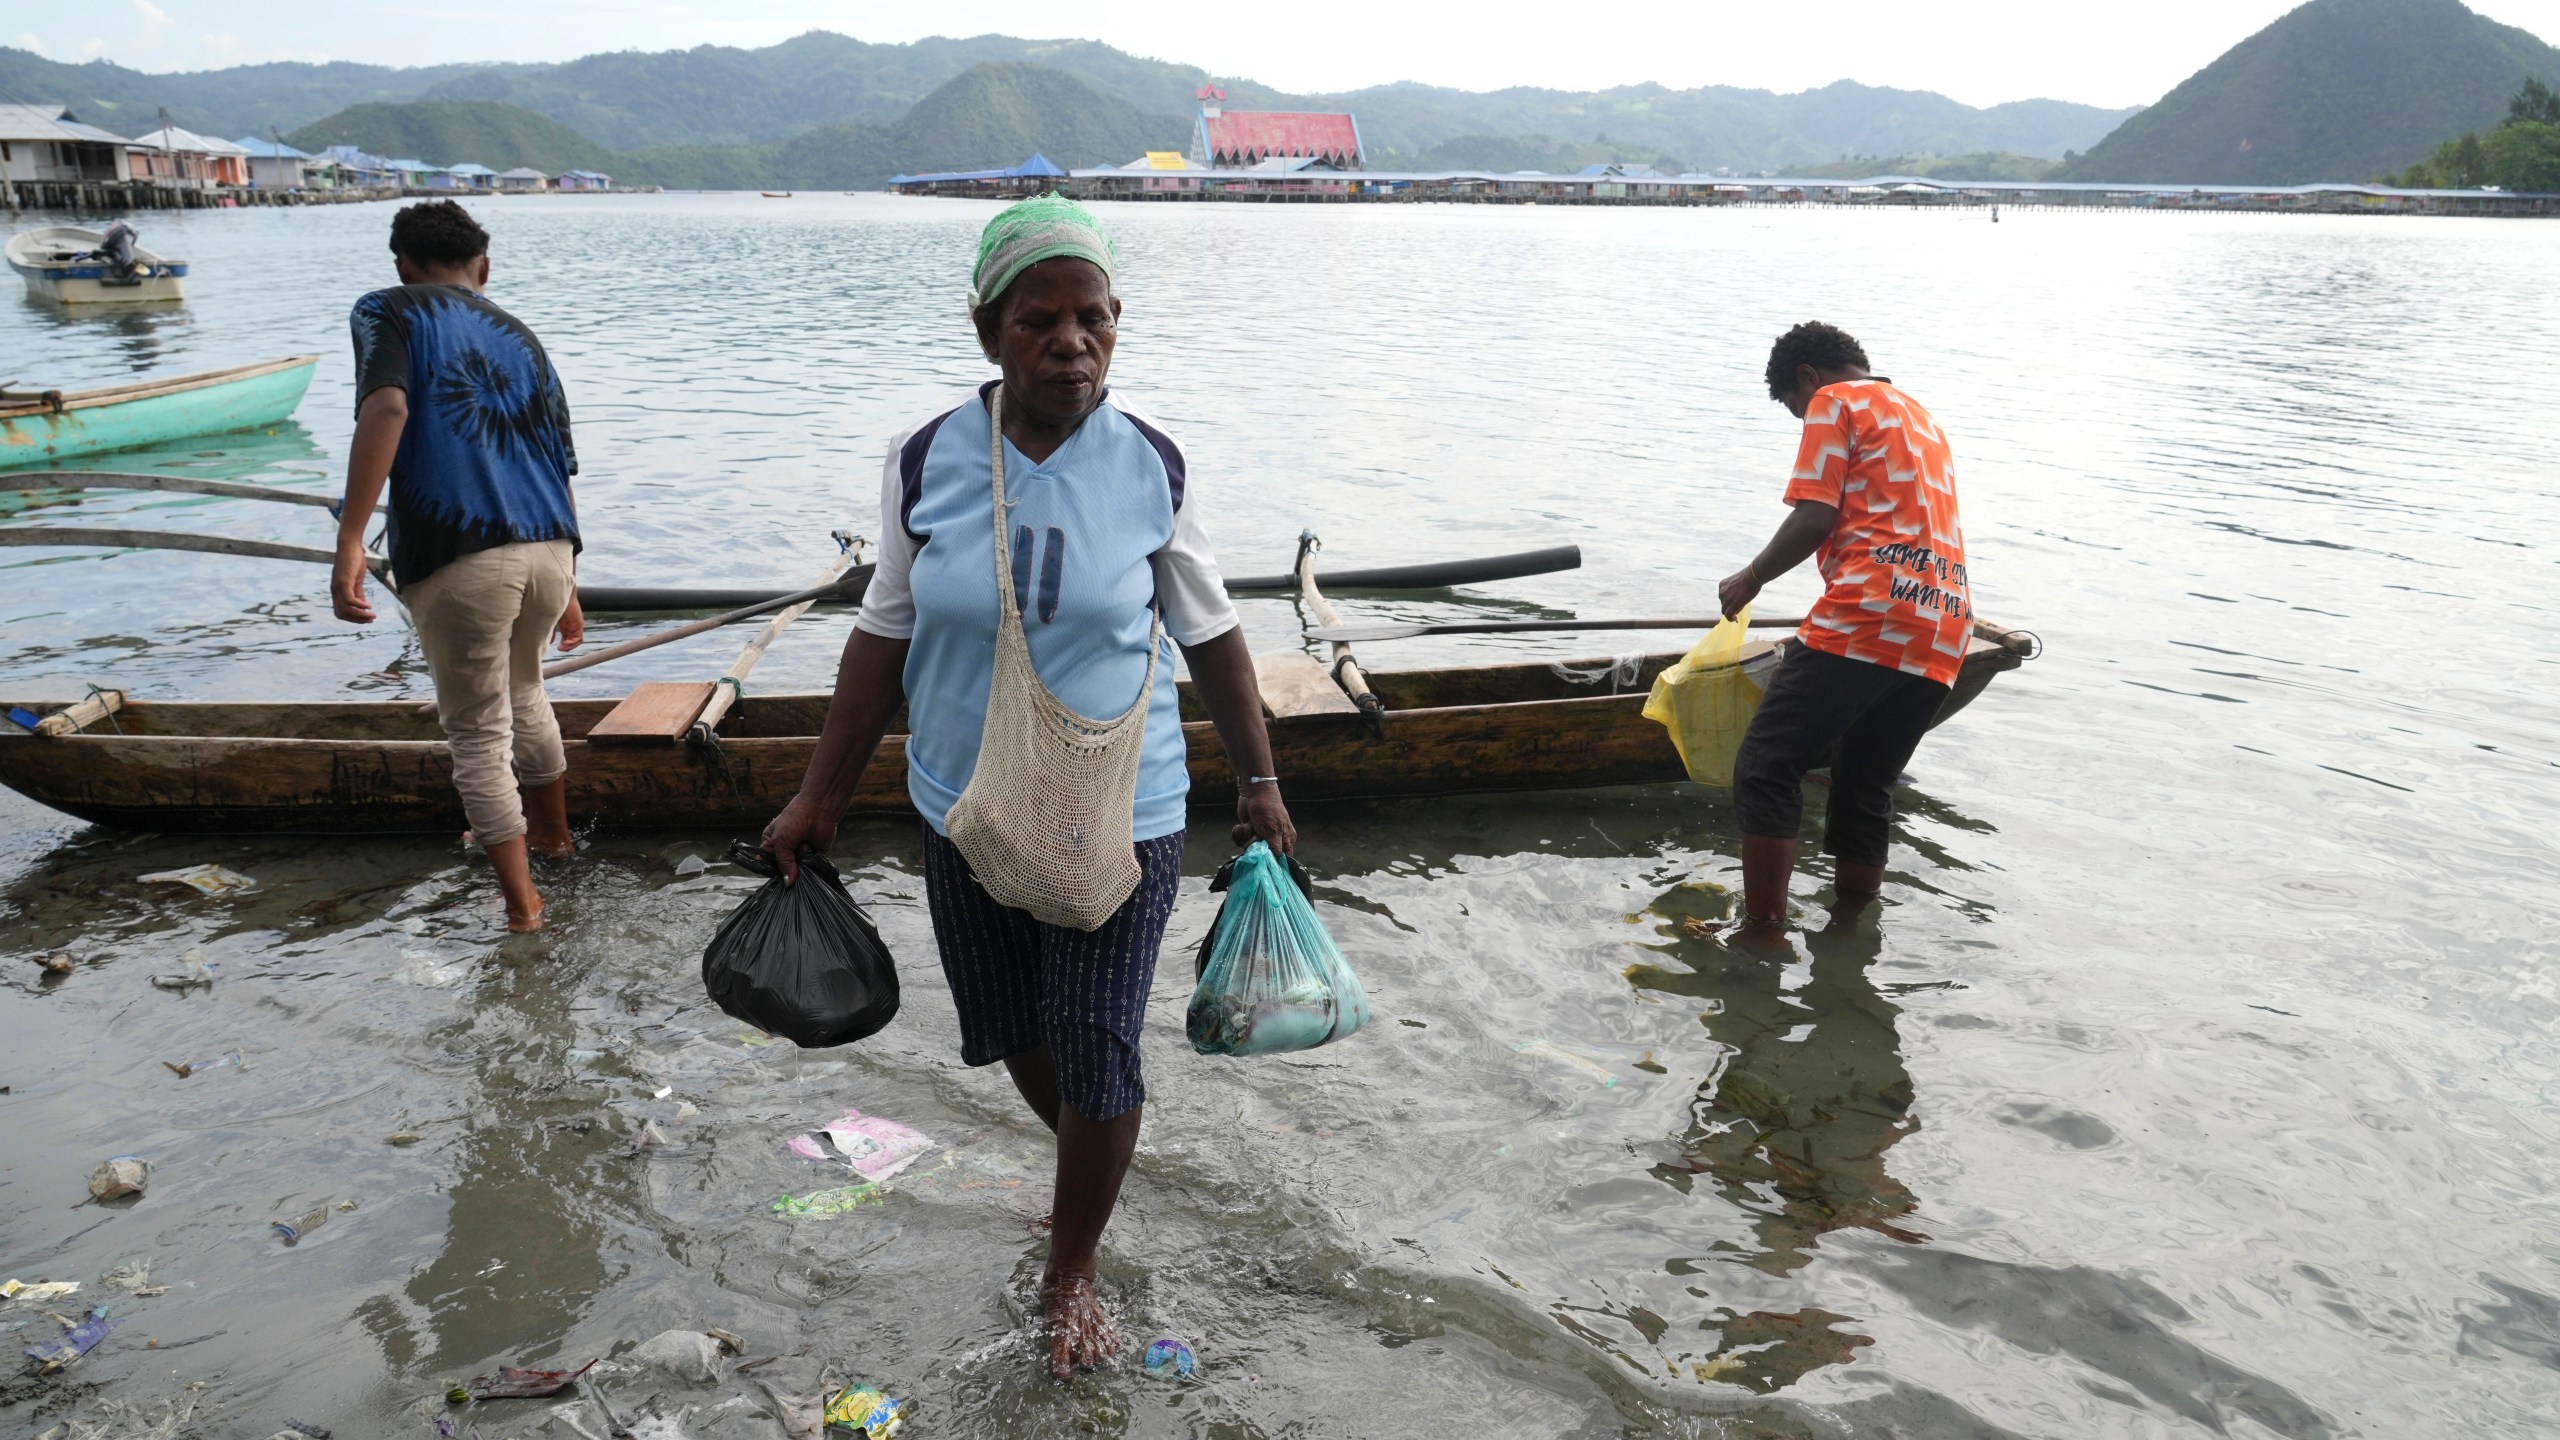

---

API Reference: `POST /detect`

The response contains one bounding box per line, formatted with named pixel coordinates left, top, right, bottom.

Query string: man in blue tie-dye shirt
left=332, top=199, right=583, bottom=932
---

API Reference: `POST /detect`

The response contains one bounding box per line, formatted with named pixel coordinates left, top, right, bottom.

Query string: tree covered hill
left=617, top=62, right=1180, bottom=190
left=0, top=31, right=2134, bottom=182
left=2058, top=0, right=2560, bottom=183
left=284, top=100, right=617, bottom=173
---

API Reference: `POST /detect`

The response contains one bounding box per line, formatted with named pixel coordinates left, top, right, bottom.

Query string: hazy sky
left=13, top=0, right=2560, bottom=110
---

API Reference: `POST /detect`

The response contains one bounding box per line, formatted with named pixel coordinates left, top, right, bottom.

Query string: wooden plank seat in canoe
left=0, top=633, right=2028, bottom=834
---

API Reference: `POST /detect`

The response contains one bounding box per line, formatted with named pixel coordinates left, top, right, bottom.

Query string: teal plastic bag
left=1187, top=843, right=1371, bottom=1056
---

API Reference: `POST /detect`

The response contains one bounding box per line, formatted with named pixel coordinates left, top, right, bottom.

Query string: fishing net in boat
left=1188, top=842, right=1372, bottom=1057
left=944, top=387, right=1160, bottom=931
left=1641, top=608, right=1768, bottom=786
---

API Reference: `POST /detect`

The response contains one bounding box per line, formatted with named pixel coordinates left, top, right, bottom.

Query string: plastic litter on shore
left=464, top=1358, right=596, bottom=1399
left=787, top=1109, right=933, bottom=1184
left=87, top=1157, right=149, bottom=1201
left=1, top=1279, right=80, bottom=1303
left=271, top=1204, right=332, bottom=1242
left=1515, top=1038, right=1620, bottom=1088
left=771, top=1182, right=882, bottom=1218
left=148, top=954, right=217, bottom=993
left=138, top=864, right=258, bottom=895
left=821, top=1382, right=906, bottom=1438
left=1143, top=1336, right=1197, bottom=1379
left=629, top=1329, right=723, bottom=1384
left=25, top=1306, right=116, bottom=1371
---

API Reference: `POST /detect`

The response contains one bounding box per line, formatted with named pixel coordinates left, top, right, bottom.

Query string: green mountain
left=284, top=100, right=617, bottom=172
left=619, top=62, right=1181, bottom=189
left=2058, top=0, right=2560, bottom=182
left=0, top=33, right=2134, bottom=179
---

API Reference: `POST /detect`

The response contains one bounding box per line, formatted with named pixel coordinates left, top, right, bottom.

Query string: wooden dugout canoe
left=0, top=357, right=318, bottom=470
left=0, top=633, right=2029, bottom=834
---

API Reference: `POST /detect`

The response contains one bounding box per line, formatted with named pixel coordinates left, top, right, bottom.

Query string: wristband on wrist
left=1238, top=774, right=1280, bottom=789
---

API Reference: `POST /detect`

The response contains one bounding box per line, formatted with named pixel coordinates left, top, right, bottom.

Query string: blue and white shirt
left=857, top=384, right=1239, bottom=841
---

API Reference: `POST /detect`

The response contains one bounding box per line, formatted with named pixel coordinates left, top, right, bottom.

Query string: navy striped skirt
left=919, top=828, right=1186, bottom=1122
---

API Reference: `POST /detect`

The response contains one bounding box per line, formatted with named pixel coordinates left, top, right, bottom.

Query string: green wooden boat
left=0, top=356, right=318, bottom=470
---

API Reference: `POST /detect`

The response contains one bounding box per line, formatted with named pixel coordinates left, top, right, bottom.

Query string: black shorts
left=919, top=828, right=1186, bottom=1123
left=1731, top=644, right=1951, bottom=867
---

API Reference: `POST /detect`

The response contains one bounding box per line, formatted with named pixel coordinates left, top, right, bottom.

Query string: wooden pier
left=4, top=181, right=400, bottom=213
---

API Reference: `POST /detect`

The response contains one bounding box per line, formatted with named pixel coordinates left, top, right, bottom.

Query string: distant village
left=0, top=102, right=615, bottom=210
left=888, top=89, right=2560, bottom=216
left=9, top=86, right=2555, bottom=218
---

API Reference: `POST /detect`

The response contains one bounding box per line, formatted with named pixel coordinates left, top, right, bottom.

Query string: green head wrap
left=968, top=192, right=1117, bottom=313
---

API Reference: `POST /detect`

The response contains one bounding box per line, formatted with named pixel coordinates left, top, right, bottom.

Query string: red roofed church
left=1189, top=83, right=1366, bottom=170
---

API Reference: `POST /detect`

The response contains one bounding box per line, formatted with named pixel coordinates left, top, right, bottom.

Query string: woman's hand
left=759, top=793, right=839, bottom=886
left=1231, top=782, right=1296, bottom=856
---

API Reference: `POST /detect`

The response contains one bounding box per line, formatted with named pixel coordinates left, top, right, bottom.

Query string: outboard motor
left=98, top=222, right=139, bottom=281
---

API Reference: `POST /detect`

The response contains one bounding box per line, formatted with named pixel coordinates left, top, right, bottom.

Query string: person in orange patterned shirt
left=1715, top=322, right=1971, bottom=944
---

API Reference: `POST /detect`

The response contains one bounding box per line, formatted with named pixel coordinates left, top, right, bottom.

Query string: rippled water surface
left=4, top=194, right=2559, bottom=1438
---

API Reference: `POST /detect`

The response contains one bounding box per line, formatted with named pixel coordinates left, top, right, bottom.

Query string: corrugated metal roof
left=232, top=137, right=313, bottom=159
left=0, top=103, right=131, bottom=145
left=130, top=125, right=249, bottom=155
left=1199, top=111, right=1362, bottom=166
left=889, top=153, right=1068, bottom=185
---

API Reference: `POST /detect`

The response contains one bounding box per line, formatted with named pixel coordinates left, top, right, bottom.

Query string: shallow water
left=3, top=194, right=2559, bottom=1437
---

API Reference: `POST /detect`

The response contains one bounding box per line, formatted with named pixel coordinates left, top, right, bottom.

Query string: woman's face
left=976, top=257, right=1121, bottom=430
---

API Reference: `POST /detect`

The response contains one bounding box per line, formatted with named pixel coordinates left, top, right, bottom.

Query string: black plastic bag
left=701, top=841, right=898, bottom=1048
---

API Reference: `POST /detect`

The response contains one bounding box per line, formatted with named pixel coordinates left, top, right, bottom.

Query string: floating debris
left=821, top=1383, right=905, bottom=1438
left=25, top=1307, right=116, bottom=1371
left=770, top=1182, right=881, bottom=1218
left=386, top=1132, right=423, bottom=1147
left=164, top=1052, right=242, bottom=1078
left=786, top=1109, right=933, bottom=1185
left=1514, top=1038, right=1619, bottom=1088
left=139, top=864, right=258, bottom=895
left=271, top=1205, right=332, bottom=1242
left=34, top=951, right=74, bottom=977
left=0, top=1279, right=79, bottom=1302
left=99, top=1259, right=151, bottom=1292
left=629, top=1329, right=722, bottom=1384
left=1143, top=1336, right=1196, bottom=1379
left=465, top=1358, right=596, bottom=1399
left=87, top=1156, right=150, bottom=1201
left=148, top=954, right=216, bottom=993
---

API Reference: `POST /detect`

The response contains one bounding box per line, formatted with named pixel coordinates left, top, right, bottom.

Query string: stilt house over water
left=1188, top=83, right=1365, bottom=170
left=0, top=105, right=132, bottom=185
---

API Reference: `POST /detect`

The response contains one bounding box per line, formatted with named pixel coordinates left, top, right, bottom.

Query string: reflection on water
left=1624, top=886, right=1918, bottom=1393
left=14, top=289, right=199, bottom=373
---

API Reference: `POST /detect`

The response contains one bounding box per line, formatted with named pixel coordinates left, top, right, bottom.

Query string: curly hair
left=388, top=199, right=490, bottom=268
left=1763, top=322, right=1869, bottom=400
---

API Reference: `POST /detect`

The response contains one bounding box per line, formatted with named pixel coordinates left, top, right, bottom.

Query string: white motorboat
left=6, top=224, right=190, bottom=304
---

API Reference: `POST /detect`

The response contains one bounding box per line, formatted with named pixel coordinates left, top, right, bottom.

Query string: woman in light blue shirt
left=760, top=195, right=1293, bottom=1380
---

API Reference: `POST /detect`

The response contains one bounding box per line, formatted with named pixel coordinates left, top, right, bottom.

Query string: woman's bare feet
left=1040, top=1270, right=1119, bottom=1381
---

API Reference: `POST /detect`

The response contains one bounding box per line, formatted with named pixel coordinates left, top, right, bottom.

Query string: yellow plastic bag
left=1641, top=606, right=1767, bottom=786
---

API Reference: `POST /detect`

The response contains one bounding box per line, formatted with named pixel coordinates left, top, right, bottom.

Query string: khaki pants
left=407, top=540, right=575, bottom=845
